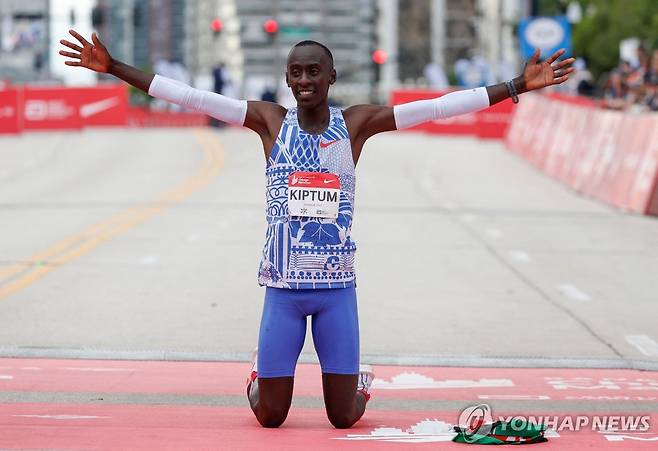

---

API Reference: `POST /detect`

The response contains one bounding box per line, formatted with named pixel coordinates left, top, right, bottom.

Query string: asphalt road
left=1, top=127, right=657, bottom=369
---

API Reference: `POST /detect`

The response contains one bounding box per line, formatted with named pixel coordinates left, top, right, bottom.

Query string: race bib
left=288, top=171, right=340, bottom=218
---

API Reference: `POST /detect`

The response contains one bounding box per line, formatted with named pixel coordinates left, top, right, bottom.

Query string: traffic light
left=211, top=18, right=223, bottom=37
left=263, top=19, right=278, bottom=40
left=372, top=49, right=388, bottom=65
left=372, top=49, right=388, bottom=85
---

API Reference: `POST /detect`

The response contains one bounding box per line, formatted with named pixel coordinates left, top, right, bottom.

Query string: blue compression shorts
left=257, top=286, right=359, bottom=378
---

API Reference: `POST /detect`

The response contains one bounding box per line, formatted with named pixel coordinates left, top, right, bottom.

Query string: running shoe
left=357, top=364, right=374, bottom=402
left=246, top=347, right=258, bottom=399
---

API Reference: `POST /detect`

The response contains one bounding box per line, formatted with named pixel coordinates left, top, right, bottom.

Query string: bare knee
left=252, top=376, right=294, bottom=428
left=327, top=412, right=356, bottom=429
left=257, top=407, right=289, bottom=428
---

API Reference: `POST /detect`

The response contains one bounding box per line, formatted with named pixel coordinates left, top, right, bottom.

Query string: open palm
left=59, top=30, right=111, bottom=73
left=523, top=48, right=575, bottom=91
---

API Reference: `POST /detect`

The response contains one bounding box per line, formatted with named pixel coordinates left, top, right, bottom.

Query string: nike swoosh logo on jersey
left=79, top=97, right=120, bottom=118
left=320, top=139, right=340, bottom=148
left=323, top=179, right=337, bottom=184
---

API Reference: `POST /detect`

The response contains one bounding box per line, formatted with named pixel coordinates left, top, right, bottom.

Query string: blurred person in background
left=59, top=29, right=575, bottom=430
left=423, top=62, right=449, bottom=90
left=565, top=58, right=594, bottom=97
left=211, top=63, right=227, bottom=127
left=643, top=50, right=658, bottom=111
left=260, top=84, right=277, bottom=103
left=603, top=69, right=631, bottom=110
left=627, top=50, right=647, bottom=92
left=213, top=62, right=226, bottom=96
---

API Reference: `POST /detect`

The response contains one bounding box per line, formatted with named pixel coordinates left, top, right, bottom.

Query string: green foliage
left=536, top=0, right=570, bottom=15
left=533, top=0, right=658, bottom=79
left=570, top=0, right=658, bottom=79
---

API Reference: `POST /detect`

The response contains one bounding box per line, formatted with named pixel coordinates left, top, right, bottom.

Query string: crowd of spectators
left=601, top=46, right=658, bottom=112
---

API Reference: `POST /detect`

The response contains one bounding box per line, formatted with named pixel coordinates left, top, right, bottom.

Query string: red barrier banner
left=0, top=89, right=21, bottom=134
left=22, top=87, right=81, bottom=130
left=602, top=115, right=651, bottom=209
left=582, top=110, right=623, bottom=199
left=126, top=107, right=209, bottom=127
left=73, top=85, right=129, bottom=127
left=553, top=104, right=591, bottom=184
left=630, top=118, right=658, bottom=215
left=504, top=94, right=540, bottom=158
left=22, top=84, right=127, bottom=130
left=475, top=98, right=514, bottom=139
left=505, top=94, right=658, bottom=216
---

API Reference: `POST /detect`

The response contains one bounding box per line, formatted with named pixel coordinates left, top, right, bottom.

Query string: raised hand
left=59, top=29, right=112, bottom=73
left=522, top=48, right=575, bottom=91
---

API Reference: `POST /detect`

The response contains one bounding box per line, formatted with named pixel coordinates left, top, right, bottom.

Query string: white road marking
left=509, top=250, right=531, bottom=262
left=479, top=394, right=550, bottom=400
left=335, top=419, right=456, bottom=443
left=625, top=335, right=658, bottom=357
left=12, top=414, right=110, bottom=420
left=557, top=284, right=591, bottom=301
left=63, top=367, right=135, bottom=372
left=373, top=372, right=514, bottom=389
left=604, top=434, right=658, bottom=442
left=485, top=228, right=502, bottom=239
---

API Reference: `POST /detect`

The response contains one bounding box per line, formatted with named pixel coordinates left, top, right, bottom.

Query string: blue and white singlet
left=258, top=107, right=356, bottom=289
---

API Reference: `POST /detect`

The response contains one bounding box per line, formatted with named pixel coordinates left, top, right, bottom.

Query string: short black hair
left=291, top=40, right=334, bottom=66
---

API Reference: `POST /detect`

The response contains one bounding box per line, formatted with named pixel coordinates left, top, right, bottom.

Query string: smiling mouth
left=298, top=90, right=314, bottom=97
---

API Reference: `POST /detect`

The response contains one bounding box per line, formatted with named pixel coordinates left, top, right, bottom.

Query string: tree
left=534, top=0, right=658, bottom=79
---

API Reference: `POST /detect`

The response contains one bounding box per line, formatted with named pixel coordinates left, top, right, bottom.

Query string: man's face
left=286, top=45, right=336, bottom=108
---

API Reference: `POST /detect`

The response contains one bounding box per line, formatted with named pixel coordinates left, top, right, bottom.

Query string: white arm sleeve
left=148, top=74, right=247, bottom=126
left=393, top=87, right=490, bottom=130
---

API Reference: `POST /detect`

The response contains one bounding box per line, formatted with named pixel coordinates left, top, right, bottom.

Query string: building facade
left=0, top=0, right=50, bottom=83
left=392, top=0, right=526, bottom=88
left=235, top=0, right=376, bottom=103
left=95, top=0, right=242, bottom=91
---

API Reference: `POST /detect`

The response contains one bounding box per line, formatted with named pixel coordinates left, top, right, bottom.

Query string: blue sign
left=519, top=16, right=572, bottom=59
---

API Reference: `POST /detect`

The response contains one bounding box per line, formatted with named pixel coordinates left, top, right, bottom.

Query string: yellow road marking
left=0, top=129, right=224, bottom=300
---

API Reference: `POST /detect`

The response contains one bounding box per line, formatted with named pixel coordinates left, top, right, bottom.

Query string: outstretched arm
left=60, top=29, right=153, bottom=91
left=344, top=48, right=575, bottom=149
left=59, top=30, right=285, bottom=154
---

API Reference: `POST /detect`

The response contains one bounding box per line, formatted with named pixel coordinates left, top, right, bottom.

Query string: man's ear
left=329, top=68, right=337, bottom=85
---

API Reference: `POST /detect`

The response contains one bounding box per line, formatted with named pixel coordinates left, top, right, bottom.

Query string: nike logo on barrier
left=320, top=139, right=340, bottom=148
left=79, top=97, right=120, bottom=118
